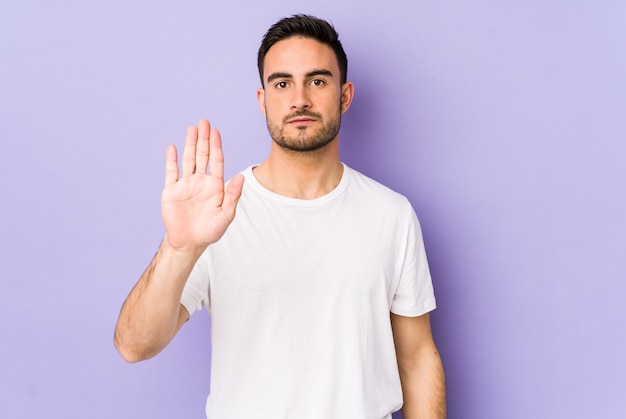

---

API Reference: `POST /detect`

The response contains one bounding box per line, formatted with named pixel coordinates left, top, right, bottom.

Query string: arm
left=391, top=312, right=446, bottom=419
left=114, top=119, right=244, bottom=362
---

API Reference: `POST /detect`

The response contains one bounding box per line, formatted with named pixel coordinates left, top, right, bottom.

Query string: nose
left=290, top=85, right=311, bottom=110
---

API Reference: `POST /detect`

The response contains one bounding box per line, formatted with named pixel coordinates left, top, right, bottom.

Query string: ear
left=340, top=81, right=354, bottom=114
left=256, top=87, right=267, bottom=117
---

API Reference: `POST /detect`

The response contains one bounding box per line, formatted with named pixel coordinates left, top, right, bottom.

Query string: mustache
left=283, top=110, right=322, bottom=123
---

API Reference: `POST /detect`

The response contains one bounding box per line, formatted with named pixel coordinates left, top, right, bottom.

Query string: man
left=114, top=14, right=446, bottom=419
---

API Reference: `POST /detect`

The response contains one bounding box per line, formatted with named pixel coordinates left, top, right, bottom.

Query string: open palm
left=161, top=119, right=244, bottom=251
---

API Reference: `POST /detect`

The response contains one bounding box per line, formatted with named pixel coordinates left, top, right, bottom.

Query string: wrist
left=160, top=235, right=207, bottom=262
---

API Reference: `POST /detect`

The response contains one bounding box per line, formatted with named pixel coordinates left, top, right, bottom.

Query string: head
left=258, top=14, right=348, bottom=87
left=257, top=15, right=354, bottom=153
left=256, top=15, right=354, bottom=154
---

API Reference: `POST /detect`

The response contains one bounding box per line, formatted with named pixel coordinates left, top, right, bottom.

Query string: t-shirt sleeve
left=390, top=205, right=437, bottom=317
left=180, top=250, right=211, bottom=316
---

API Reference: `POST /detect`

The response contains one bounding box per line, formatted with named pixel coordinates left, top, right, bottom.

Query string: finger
left=221, top=174, right=244, bottom=221
left=208, top=128, right=224, bottom=180
left=164, top=144, right=179, bottom=187
left=181, top=125, right=198, bottom=177
left=195, top=119, right=210, bottom=174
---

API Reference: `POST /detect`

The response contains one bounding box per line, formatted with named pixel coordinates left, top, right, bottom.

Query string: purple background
left=2, top=1, right=625, bottom=418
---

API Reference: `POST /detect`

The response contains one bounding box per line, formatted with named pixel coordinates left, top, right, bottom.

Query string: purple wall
left=2, top=1, right=625, bottom=418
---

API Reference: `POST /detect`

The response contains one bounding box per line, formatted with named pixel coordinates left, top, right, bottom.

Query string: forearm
left=399, top=346, right=446, bottom=419
left=114, top=239, right=203, bottom=362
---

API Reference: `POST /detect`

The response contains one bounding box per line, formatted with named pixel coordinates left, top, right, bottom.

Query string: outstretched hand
left=161, top=119, right=244, bottom=251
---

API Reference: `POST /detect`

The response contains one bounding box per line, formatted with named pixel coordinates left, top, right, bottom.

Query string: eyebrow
left=266, top=72, right=292, bottom=83
left=306, top=69, right=334, bottom=78
left=266, top=69, right=334, bottom=84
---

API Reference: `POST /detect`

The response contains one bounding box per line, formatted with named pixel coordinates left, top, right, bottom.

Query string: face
left=257, top=36, right=354, bottom=153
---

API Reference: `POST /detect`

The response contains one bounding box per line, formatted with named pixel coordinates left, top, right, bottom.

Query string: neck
left=253, top=139, right=343, bottom=199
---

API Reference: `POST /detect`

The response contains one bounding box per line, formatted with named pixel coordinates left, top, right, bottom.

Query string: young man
left=114, top=14, right=446, bottom=419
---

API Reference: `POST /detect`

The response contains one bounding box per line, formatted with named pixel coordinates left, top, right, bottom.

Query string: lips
left=284, top=111, right=321, bottom=124
left=287, top=117, right=316, bottom=124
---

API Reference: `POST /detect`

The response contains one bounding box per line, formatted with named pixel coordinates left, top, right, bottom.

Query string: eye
left=274, top=81, right=288, bottom=89
left=311, top=79, right=326, bottom=86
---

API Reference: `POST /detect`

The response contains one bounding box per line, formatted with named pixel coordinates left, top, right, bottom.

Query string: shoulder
left=344, top=165, right=412, bottom=209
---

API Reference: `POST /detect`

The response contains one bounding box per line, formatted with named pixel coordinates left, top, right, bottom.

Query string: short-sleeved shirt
left=182, top=164, right=436, bottom=419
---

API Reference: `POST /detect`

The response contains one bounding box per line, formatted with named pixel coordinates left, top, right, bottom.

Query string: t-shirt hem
left=390, top=298, right=436, bottom=317
left=180, top=296, right=198, bottom=317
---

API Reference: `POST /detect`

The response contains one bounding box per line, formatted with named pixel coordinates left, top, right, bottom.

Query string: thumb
left=222, top=174, right=245, bottom=221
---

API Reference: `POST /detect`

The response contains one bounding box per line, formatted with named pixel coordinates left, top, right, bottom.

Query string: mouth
left=285, top=110, right=321, bottom=124
left=287, top=116, right=316, bottom=128
left=287, top=117, right=317, bottom=126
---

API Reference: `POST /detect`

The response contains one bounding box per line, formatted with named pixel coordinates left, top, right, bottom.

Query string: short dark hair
left=257, top=14, right=348, bottom=86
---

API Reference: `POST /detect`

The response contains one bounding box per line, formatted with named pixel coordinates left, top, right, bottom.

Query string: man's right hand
left=161, top=119, right=244, bottom=252
left=114, top=119, right=243, bottom=362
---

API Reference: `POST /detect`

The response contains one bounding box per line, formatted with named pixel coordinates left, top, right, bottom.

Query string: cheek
left=326, top=91, right=343, bottom=110
left=263, top=96, right=283, bottom=117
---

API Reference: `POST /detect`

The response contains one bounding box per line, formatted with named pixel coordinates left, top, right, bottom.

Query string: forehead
left=263, top=36, right=339, bottom=78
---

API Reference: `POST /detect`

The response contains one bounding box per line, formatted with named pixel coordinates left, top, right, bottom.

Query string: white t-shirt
left=181, top=164, right=436, bottom=419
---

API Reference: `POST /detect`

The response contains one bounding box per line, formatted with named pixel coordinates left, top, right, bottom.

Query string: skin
left=114, top=35, right=445, bottom=418
left=254, top=36, right=354, bottom=199
left=392, top=313, right=447, bottom=418
left=113, top=121, right=243, bottom=362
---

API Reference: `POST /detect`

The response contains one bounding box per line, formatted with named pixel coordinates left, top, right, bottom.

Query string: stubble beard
left=267, top=109, right=341, bottom=153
